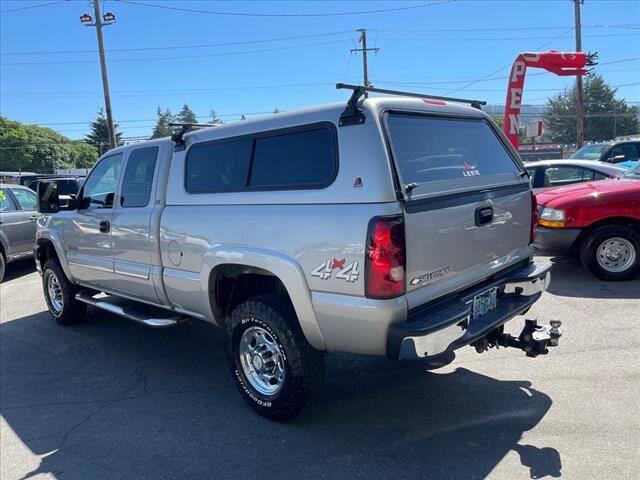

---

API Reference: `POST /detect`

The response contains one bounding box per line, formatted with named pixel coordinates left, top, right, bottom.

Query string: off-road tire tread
left=43, top=259, right=87, bottom=325
left=225, top=294, right=325, bottom=421
left=579, top=225, right=640, bottom=281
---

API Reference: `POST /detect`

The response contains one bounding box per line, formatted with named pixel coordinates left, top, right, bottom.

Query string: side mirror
left=608, top=154, right=626, bottom=163
left=37, top=181, right=60, bottom=213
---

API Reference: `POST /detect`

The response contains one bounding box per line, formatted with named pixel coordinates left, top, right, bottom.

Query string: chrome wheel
left=239, top=325, right=286, bottom=396
left=596, top=237, right=636, bottom=273
left=47, top=271, right=64, bottom=315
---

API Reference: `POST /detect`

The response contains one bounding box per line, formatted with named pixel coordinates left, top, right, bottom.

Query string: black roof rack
left=169, top=122, right=218, bottom=148
left=335, top=83, right=486, bottom=127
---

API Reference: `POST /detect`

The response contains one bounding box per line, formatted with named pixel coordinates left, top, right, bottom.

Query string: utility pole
left=81, top=1, right=117, bottom=150
left=351, top=29, right=379, bottom=97
left=574, top=0, right=585, bottom=148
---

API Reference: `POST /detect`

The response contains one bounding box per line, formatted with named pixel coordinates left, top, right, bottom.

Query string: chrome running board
left=75, top=291, right=186, bottom=328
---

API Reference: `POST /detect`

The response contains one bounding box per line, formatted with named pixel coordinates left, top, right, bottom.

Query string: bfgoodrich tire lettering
left=225, top=295, right=325, bottom=421
left=42, top=259, right=87, bottom=325
left=580, top=225, right=640, bottom=281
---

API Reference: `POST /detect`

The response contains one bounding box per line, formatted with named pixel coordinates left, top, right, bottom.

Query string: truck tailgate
left=403, top=185, right=533, bottom=307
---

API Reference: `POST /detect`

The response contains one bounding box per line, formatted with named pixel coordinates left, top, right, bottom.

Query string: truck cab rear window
left=185, top=125, right=337, bottom=193
left=386, top=114, right=520, bottom=186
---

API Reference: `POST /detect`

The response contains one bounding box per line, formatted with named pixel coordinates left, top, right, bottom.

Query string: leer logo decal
left=463, top=162, right=481, bottom=177
left=311, top=258, right=360, bottom=282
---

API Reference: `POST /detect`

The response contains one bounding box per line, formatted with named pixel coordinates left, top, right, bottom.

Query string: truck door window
left=185, top=138, right=252, bottom=193
left=611, top=143, right=639, bottom=162
left=0, top=189, right=17, bottom=212
left=11, top=188, right=37, bottom=211
left=121, top=147, right=158, bottom=207
left=82, top=153, right=123, bottom=208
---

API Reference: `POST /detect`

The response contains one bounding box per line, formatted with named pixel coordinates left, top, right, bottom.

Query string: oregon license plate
left=473, top=287, right=498, bottom=320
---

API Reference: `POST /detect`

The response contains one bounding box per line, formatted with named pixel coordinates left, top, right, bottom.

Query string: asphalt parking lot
left=1, top=257, right=638, bottom=480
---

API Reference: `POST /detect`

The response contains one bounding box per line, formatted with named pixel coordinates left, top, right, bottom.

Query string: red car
left=534, top=164, right=640, bottom=280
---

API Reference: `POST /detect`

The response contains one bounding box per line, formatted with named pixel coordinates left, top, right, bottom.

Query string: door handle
left=475, top=206, right=494, bottom=226
left=99, top=220, right=111, bottom=233
left=29, top=215, right=38, bottom=222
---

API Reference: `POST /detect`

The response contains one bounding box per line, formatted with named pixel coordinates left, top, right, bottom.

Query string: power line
left=0, top=0, right=66, bottom=14
left=1, top=81, right=340, bottom=98
left=3, top=29, right=636, bottom=58
left=443, top=27, right=575, bottom=95
left=372, top=23, right=640, bottom=33
left=0, top=30, right=354, bottom=56
left=0, top=39, right=351, bottom=66
left=29, top=111, right=276, bottom=126
left=380, top=32, right=638, bottom=42
left=114, top=0, right=455, bottom=17
left=1, top=58, right=637, bottom=97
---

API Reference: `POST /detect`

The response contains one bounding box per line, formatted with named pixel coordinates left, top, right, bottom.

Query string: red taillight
left=530, top=193, right=539, bottom=244
left=365, top=216, right=405, bottom=299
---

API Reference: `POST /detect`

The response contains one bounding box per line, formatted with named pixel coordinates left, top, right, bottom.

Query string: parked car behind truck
left=0, top=184, right=38, bottom=282
left=535, top=163, right=640, bottom=280
left=35, top=86, right=561, bottom=420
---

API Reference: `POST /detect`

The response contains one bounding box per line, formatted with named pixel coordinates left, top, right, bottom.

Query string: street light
left=79, top=13, right=93, bottom=24
left=102, top=12, right=116, bottom=24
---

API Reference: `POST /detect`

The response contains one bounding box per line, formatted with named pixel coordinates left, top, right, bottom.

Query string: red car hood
left=536, top=178, right=640, bottom=208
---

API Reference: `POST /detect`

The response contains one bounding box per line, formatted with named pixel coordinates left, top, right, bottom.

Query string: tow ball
left=472, top=318, right=562, bottom=358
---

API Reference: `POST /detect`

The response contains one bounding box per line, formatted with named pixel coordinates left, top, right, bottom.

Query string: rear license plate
left=473, top=287, right=497, bottom=320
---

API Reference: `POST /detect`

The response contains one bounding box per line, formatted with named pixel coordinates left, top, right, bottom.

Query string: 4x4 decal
left=311, top=258, right=360, bottom=282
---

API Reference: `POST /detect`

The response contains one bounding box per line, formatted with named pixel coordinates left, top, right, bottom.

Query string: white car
left=525, top=159, right=626, bottom=193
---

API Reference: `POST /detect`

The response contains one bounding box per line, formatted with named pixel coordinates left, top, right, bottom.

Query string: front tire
left=225, top=295, right=325, bottom=421
left=42, top=260, right=87, bottom=324
left=580, top=225, right=640, bottom=281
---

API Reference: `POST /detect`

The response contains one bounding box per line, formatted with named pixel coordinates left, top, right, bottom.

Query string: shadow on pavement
left=543, top=255, right=640, bottom=300
left=1, top=258, right=36, bottom=283
left=1, top=308, right=560, bottom=480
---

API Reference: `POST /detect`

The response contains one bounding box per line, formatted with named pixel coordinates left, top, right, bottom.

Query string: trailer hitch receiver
left=473, top=318, right=562, bottom=357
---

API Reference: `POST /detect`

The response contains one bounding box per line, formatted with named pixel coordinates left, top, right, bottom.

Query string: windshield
left=624, top=163, right=640, bottom=179
left=570, top=144, right=610, bottom=160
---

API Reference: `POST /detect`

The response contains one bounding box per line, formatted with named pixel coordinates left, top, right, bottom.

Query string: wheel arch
left=573, top=216, right=640, bottom=251
left=35, top=231, right=74, bottom=281
left=200, top=247, right=326, bottom=350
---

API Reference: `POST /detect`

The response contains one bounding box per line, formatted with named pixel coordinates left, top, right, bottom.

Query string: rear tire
left=579, top=225, right=640, bottom=281
left=225, top=294, right=325, bottom=421
left=42, top=259, right=87, bottom=325
left=0, top=252, right=5, bottom=283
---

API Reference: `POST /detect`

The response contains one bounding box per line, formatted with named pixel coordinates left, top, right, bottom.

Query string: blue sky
left=1, top=0, right=639, bottom=139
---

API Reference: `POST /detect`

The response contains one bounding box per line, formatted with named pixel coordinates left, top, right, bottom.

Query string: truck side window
left=185, top=138, right=252, bottom=193
left=82, top=153, right=123, bottom=209
left=611, top=143, right=639, bottom=162
left=249, top=127, right=336, bottom=188
left=121, top=147, right=158, bottom=207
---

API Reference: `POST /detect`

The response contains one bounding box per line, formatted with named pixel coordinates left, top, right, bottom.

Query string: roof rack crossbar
left=336, top=83, right=486, bottom=108
left=335, top=83, right=487, bottom=126
left=169, top=122, right=218, bottom=147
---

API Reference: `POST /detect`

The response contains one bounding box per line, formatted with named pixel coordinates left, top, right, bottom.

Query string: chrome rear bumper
left=387, top=260, right=552, bottom=360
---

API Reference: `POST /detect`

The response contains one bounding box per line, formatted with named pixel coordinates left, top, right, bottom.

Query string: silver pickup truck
left=35, top=85, right=560, bottom=420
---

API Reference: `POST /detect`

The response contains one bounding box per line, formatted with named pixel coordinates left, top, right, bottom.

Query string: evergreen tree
left=84, top=108, right=122, bottom=153
left=176, top=103, right=197, bottom=124
left=151, top=107, right=174, bottom=138
left=544, top=74, right=639, bottom=143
